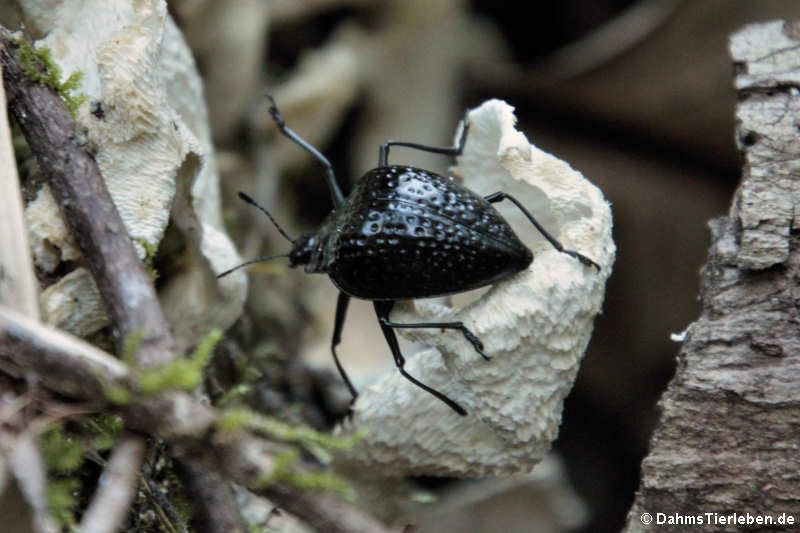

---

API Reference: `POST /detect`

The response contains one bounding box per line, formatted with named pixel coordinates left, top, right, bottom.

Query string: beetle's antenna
left=237, top=192, right=294, bottom=243
left=217, top=252, right=291, bottom=279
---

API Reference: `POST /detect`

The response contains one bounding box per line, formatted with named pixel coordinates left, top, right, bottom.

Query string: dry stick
left=260, top=484, right=397, bottom=533
left=0, top=306, right=127, bottom=397
left=174, top=458, right=247, bottom=533
left=80, top=435, right=147, bottom=533
left=0, top=62, right=40, bottom=319
left=0, top=62, right=56, bottom=533
left=0, top=30, right=392, bottom=533
left=0, top=304, right=216, bottom=440
left=7, top=432, right=60, bottom=533
left=0, top=30, right=246, bottom=533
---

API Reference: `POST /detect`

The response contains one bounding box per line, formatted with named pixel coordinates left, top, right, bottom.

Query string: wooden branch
left=623, top=20, right=800, bottom=531
left=0, top=62, right=39, bottom=319
left=4, top=432, right=60, bottom=533
left=260, top=484, right=395, bottom=533
left=174, top=459, right=247, bottom=533
left=0, top=28, right=174, bottom=368
left=0, top=306, right=128, bottom=397
left=80, top=435, right=146, bottom=533
left=0, top=60, right=61, bottom=533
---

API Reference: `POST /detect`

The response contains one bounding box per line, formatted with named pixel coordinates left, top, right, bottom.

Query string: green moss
left=39, top=424, right=86, bottom=474
left=136, top=328, right=222, bottom=394
left=14, top=39, right=55, bottom=85
left=218, top=408, right=362, bottom=498
left=137, top=358, right=204, bottom=394
left=102, top=380, right=133, bottom=405
left=216, top=407, right=252, bottom=433
left=273, top=447, right=301, bottom=471
left=134, top=237, right=160, bottom=281
left=10, top=37, right=88, bottom=116
left=218, top=406, right=366, bottom=450
left=122, top=329, right=144, bottom=366
left=215, top=383, right=251, bottom=408
left=191, top=328, right=223, bottom=364
left=283, top=469, right=356, bottom=500
left=255, top=447, right=355, bottom=499
left=39, top=420, right=116, bottom=530
left=39, top=414, right=130, bottom=528
left=85, top=413, right=124, bottom=452
left=47, top=478, right=80, bottom=529
left=100, top=330, right=139, bottom=403
left=103, top=328, right=223, bottom=402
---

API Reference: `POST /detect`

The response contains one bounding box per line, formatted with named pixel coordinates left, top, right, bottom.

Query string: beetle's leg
left=332, top=292, right=358, bottom=399
left=374, top=300, right=467, bottom=416
left=377, top=312, right=490, bottom=361
left=265, top=95, right=345, bottom=207
left=484, top=191, right=601, bottom=271
left=379, top=113, right=470, bottom=167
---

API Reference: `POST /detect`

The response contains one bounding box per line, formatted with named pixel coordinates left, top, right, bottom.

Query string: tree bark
left=624, top=20, right=800, bottom=532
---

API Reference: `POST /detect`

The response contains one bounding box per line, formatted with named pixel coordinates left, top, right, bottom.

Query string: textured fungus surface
left=336, top=100, right=615, bottom=477
left=17, top=0, right=245, bottom=348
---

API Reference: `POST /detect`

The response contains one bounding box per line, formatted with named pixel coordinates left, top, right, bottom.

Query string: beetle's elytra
left=221, top=96, right=599, bottom=416
left=296, top=166, right=533, bottom=300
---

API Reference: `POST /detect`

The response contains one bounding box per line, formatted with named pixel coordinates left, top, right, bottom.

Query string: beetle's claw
left=565, top=249, right=601, bottom=272
left=462, top=329, right=491, bottom=360
left=341, top=393, right=358, bottom=422
left=264, top=94, right=285, bottom=128
left=459, top=116, right=470, bottom=139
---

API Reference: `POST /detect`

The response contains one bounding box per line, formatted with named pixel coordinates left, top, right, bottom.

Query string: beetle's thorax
left=290, top=217, right=340, bottom=274
left=289, top=234, right=315, bottom=268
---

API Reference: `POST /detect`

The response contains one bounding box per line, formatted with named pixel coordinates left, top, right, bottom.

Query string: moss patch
left=11, top=37, right=88, bottom=116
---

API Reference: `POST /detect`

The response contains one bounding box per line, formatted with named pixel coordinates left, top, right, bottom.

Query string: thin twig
left=80, top=435, right=146, bottom=533
left=260, top=484, right=395, bottom=533
left=4, top=431, right=60, bottom=533
left=140, top=474, right=190, bottom=533
left=0, top=62, right=39, bottom=319
left=174, top=459, right=247, bottom=533
left=0, top=306, right=128, bottom=398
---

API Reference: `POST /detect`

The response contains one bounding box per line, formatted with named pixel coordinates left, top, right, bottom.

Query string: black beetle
left=220, top=96, right=599, bottom=416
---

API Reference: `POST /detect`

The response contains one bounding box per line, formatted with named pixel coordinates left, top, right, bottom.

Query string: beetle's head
left=289, top=234, right=315, bottom=267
